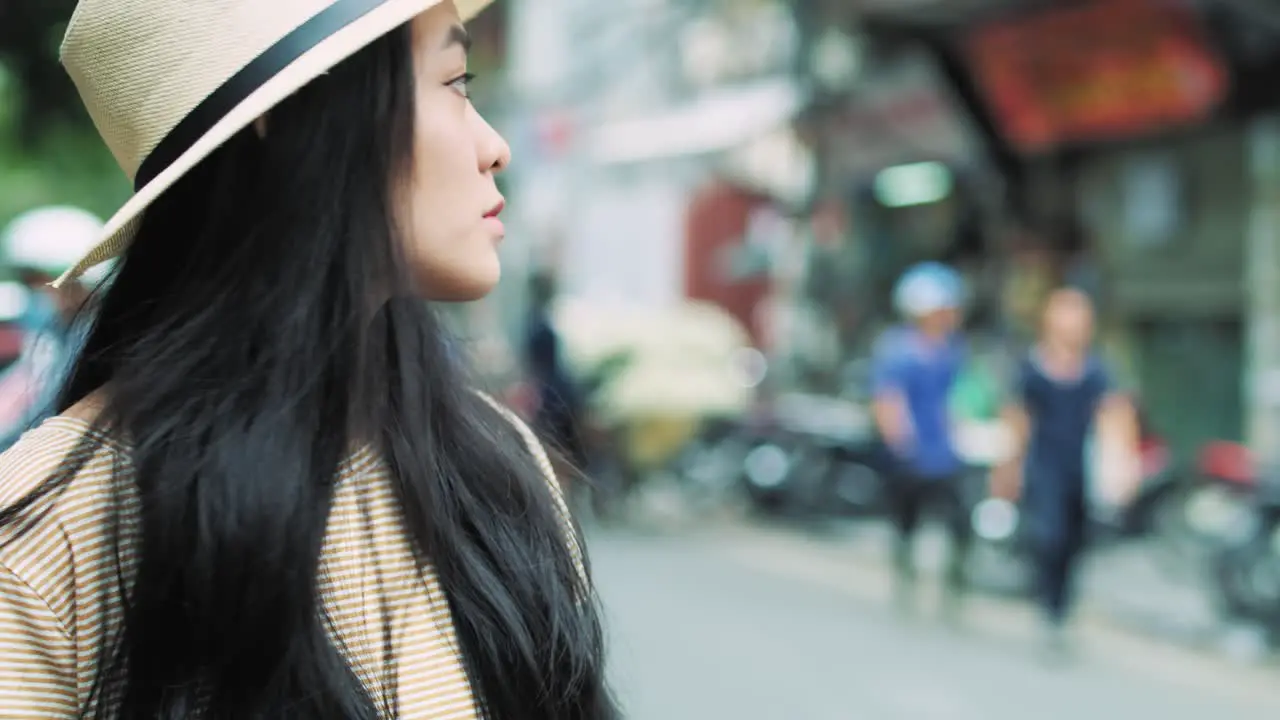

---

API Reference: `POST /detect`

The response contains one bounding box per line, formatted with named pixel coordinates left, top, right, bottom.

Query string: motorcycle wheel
left=672, top=436, right=746, bottom=514
left=1213, top=533, right=1280, bottom=623
left=741, top=441, right=797, bottom=517
left=821, top=459, right=885, bottom=518
left=1151, top=477, right=1250, bottom=580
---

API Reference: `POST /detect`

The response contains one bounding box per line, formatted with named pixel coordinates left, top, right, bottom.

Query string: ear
left=253, top=114, right=269, bottom=139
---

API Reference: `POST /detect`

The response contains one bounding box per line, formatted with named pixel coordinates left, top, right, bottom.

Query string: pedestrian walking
left=996, top=287, right=1135, bottom=659
left=871, top=262, right=972, bottom=618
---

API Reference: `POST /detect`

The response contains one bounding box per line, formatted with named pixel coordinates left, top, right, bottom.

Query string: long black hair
left=0, top=23, right=616, bottom=720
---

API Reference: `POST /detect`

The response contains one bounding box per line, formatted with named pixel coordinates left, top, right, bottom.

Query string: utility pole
left=1246, top=113, right=1280, bottom=460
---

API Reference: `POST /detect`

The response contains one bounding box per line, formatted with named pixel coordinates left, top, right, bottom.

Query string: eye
left=446, top=72, right=476, bottom=99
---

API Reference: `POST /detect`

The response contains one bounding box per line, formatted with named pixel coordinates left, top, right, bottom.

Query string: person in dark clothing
left=998, top=287, right=1134, bottom=658
left=871, top=262, right=971, bottom=618
left=524, top=272, right=587, bottom=472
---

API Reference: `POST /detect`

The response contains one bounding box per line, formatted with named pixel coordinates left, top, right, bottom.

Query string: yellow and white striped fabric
left=0, top=407, right=578, bottom=718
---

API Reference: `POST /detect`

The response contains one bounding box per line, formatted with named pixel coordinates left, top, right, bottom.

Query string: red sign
left=966, top=0, right=1228, bottom=152
left=683, top=182, right=772, bottom=348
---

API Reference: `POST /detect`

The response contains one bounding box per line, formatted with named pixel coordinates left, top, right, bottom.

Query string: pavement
left=612, top=479, right=1274, bottom=660
left=590, top=522, right=1280, bottom=720
left=761, top=516, right=1273, bottom=659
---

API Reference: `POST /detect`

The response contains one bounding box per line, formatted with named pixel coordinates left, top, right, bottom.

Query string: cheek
left=398, top=127, right=499, bottom=300
left=408, top=113, right=479, bottom=229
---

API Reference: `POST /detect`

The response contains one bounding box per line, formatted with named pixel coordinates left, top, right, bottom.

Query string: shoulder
left=945, top=335, right=968, bottom=366
left=1018, top=350, right=1038, bottom=375
left=1086, top=354, right=1114, bottom=389
left=0, top=417, right=125, bottom=630
left=1015, top=351, right=1044, bottom=392
left=873, top=325, right=910, bottom=352
left=475, top=393, right=555, bottom=475
left=872, top=326, right=914, bottom=367
left=0, top=416, right=122, bottom=511
left=474, top=392, right=586, bottom=579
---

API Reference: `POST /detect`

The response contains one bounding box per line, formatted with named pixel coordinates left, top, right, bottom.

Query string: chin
left=420, top=261, right=502, bottom=302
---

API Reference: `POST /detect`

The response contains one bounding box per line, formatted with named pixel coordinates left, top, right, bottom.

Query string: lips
left=484, top=199, right=505, bottom=219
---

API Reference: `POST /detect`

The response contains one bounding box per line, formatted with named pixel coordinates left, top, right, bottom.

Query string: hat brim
left=53, top=0, right=495, bottom=288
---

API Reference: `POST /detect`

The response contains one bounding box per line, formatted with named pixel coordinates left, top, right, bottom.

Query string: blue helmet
left=893, top=262, right=964, bottom=318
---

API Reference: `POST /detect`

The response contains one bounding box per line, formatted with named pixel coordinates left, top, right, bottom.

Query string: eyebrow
left=442, top=24, right=472, bottom=52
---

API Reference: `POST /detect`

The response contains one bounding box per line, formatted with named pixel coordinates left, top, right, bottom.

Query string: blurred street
left=592, top=523, right=1280, bottom=720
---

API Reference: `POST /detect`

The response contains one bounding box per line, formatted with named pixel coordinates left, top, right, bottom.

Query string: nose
left=475, top=112, right=511, bottom=174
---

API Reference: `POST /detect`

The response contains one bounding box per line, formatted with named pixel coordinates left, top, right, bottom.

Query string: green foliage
left=0, top=3, right=129, bottom=231
left=0, top=0, right=84, bottom=137
left=0, top=121, right=130, bottom=230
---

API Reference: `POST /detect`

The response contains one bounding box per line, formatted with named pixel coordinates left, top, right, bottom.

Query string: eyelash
left=447, top=72, right=476, bottom=98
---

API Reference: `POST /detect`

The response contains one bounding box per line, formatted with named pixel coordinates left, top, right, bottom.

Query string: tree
left=0, top=2, right=129, bottom=229
left=0, top=0, right=85, bottom=141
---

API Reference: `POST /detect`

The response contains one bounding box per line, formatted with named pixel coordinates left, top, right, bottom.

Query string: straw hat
left=51, top=0, right=495, bottom=288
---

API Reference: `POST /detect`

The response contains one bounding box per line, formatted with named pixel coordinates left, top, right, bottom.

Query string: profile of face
left=917, top=306, right=960, bottom=337
left=1042, top=288, right=1095, bottom=349
left=402, top=1, right=511, bottom=301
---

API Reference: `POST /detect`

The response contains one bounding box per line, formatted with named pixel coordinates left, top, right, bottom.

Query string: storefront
left=961, top=0, right=1248, bottom=456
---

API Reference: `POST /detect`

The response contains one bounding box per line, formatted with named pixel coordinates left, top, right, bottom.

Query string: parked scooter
left=1147, top=441, right=1257, bottom=576
left=574, top=350, right=640, bottom=522
left=664, top=415, right=755, bottom=514
left=1211, top=471, right=1280, bottom=644
left=736, top=401, right=806, bottom=516
left=739, top=393, right=884, bottom=519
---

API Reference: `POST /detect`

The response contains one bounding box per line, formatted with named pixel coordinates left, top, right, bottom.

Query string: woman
left=997, top=287, right=1133, bottom=658
left=0, top=1, right=616, bottom=718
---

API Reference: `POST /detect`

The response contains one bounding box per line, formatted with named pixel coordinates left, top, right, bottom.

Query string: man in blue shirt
left=871, top=262, right=970, bottom=615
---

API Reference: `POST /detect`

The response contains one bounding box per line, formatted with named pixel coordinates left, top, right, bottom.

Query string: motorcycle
left=573, top=350, right=641, bottom=523
left=739, top=393, right=884, bottom=519
left=735, top=403, right=803, bottom=516
left=1147, top=441, right=1257, bottom=577
left=664, top=415, right=756, bottom=515
left=1211, top=472, right=1280, bottom=643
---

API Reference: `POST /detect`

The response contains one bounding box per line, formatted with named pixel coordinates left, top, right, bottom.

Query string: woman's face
left=1043, top=289, right=1094, bottom=349
left=403, top=2, right=511, bottom=301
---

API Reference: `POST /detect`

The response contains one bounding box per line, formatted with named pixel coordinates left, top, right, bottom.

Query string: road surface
left=590, top=524, right=1278, bottom=720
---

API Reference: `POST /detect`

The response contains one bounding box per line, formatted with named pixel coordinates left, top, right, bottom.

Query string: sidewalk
left=758, top=516, right=1276, bottom=663
left=614, top=480, right=1275, bottom=664
left=694, top=520, right=1280, bottom=713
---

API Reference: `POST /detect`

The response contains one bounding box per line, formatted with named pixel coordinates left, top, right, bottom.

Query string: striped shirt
left=0, top=405, right=580, bottom=718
